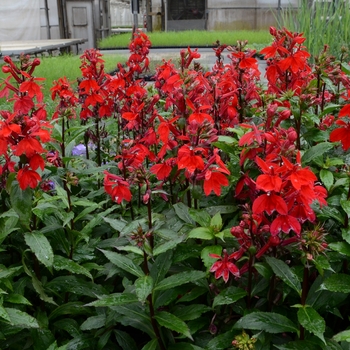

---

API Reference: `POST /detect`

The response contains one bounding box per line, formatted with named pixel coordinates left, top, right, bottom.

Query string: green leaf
left=141, top=339, right=158, bottom=350
left=100, top=249, right=144, bottom=278
left=206, top=330, right=237, bottom=350
left=80, top=315, right=106, bottom=330
left=234, top=311, right=299, bottom=333
left=103, top=217, right=127, bottom=232
left=114, top=330, right=138, bottom=350
left=53, top=255, right=93, bottom=279
left=265, top=256, right=301, bottom=295
left=210, top=212, right=222, bottom=230
left=5, top=307, right=39, bottom=328
left=49, top=302, right=90, bottom=321
left=0, top=209, right=19, bottom=244
left=153, top=235, right=184, bottom=256
left=85, top=293, right=138, bottom=307
left=10, top=183, right=32, bottom=229
left=320, top=169, right=333, bottom=191
left=321, top=273, right=350, bottom=293
left=154, top=270, right=206, bottom=291
left=0, top=305, right=11, bottom=323
left=150, top=251, right=173, bottom=287
left=154, top=311, right=193, bottom=340
left=302, top=142, right=333, bottom=164
left=341, top=199, right=350, bottom=217
left=172, top=304, right=211, bottom=321
left=333, top=329, right=350, bottom=342
left=188, top=208, right=211, bottom=227
left=201, top=245, right=222, bottom=270
left=329, top=242, right=350, bottom=256
left=297, top=306, right=326, bottom=344
left=6, top=293, right=32, bottom=306
left=213, top=286, right=247, bottom=308
left=117, top=304, right=155, bottom=337
left=173, top=203, right=195, bottom=225
left=46, top=276, right=106, bottom=298
left=187, top=227, right=214, bottom=240
left=24, top=231, right=54, bottom=268
left=135, top=275, right=154, bottom=303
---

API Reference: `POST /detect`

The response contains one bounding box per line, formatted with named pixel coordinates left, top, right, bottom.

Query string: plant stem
left=247, top=252, right=254, bottom=309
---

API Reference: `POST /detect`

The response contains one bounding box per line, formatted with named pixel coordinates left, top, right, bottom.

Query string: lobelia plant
left=1, top=28, right=350, bottom=350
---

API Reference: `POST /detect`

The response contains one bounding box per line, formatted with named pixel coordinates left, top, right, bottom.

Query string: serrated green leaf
left=213, top=286, right=247, bottom=308
left=302, top=142, right=333, bottom=164
left=154, top=311, right=193, bottom=340
left=187, top=227, right=214, bottom=240
left=116, top=245, right=144, bottom=256
left=341, top=199, right=350, bottom=217
left=150, top=251, right=173, bottom=287
left=153, top=235, right=184, bottom=256
left=46, top=276, right=106, bottom=298
left=298, top=306, right=325, bottom=344
left=201, top=245, right=222, bottom=270
left=265, top=256, right=301, bottom=295
left=234, top=311, right=299, bottom=333
left=188, top=208, right=211, bottom=227
left=321, top=273, right=350, bottom=293
left=135, top=275, right=153, bottom=303
left=0, top=305, right=11, bottom=323
left=49, top=302, right=90, bottom=321
left=80, top=315, right=106, bottom=330
left=333, top=329, right=350, bottom=342
left=117, top=304, right=155, bottom=337
left=206, top=330, right=237, bottom=350
left=210, top=212, right=222, bottom=230
left=141, top=339, right=158, bottom=350
left=24, top=231, right=54, bottom=268
left=10, top=183, right=32, bottom=229
left=274, top=340, right=320, bottom=349
left=342, top=228, right=350, bottom=244
left=0, top=210, right=19, bottom=244
left=320, top=169, right=333, bottom=191
left=100, top=249, right=144, bottom=278
left=6, top=293, right=32, bottom=306
left=53, top=255, right=92, bottom=279
left=329, top=242, right=350, bottom=256
left=154, top=270, right=206, bottom=291
left=103, top=217, right=127, bottom=232
left=173, top=203, right=195, bottom=225
left=172, top=304, right=211, bottom=321
left=85, top=293, right=138, bottom=307
left=5, top=307, right=39, bottom=328
left=114, top=330, right=138, bottom=350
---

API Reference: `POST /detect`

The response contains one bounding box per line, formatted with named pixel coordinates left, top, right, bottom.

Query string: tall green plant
left=278, top=0, right=350, bottom=59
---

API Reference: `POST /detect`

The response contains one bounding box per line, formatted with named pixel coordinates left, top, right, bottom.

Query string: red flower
left=330, top=119, right=350, bottom=150
left=17, top=166, right=41, bottom=190
left=203, top=170, right=229, bottom=196
left=210, top=250, right=240, bottom=283
left=270, top=214, right=301, bottom=236
left=253, top=193, right=288, bottom=216
left=104, top=171, right=132, bottom=204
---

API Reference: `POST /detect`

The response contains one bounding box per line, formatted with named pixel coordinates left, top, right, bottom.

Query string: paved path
left=101, top=47, right=267, bottom=81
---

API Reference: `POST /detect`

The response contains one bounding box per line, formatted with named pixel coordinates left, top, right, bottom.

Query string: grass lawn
left=98, top=30, right=272, bottom=49
left=0, top=54, right=126, bottom=100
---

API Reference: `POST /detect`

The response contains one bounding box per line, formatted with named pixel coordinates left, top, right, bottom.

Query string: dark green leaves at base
left=234, top=311, right=299, bottom=334
left=297, top=306, right=326, bottom=344
left=154, top=311, right=193, bottom=340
